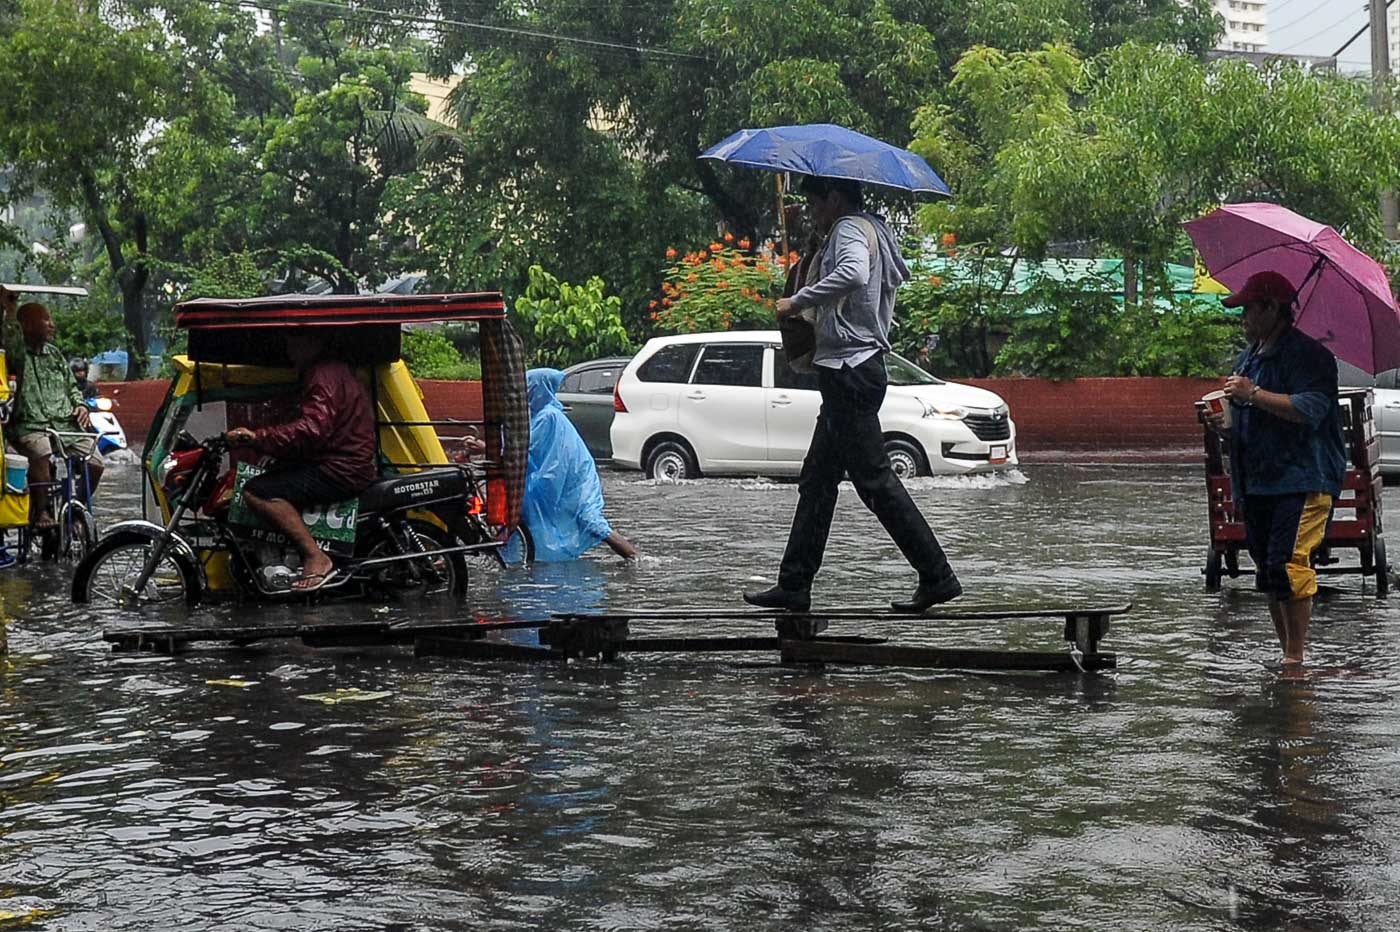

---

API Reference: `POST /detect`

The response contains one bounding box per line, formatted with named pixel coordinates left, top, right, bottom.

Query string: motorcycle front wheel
left=73, top=536, right=201, bottom=606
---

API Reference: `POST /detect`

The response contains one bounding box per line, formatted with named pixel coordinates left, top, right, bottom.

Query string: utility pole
left=1371, top=0, right=1399, bottom=239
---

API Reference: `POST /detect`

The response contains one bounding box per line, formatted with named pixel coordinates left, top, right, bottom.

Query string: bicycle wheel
left=496, top=523, right=534, bottom=568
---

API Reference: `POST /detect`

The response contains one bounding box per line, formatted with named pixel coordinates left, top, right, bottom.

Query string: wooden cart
left=1197, top=388, right=1388, bottom=595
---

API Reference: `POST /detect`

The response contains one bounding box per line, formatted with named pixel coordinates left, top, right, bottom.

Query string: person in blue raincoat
left=521, top=368, right=637, bottom=561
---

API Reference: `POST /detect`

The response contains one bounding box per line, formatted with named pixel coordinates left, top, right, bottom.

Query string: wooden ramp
left=103, top=603, right=1128, bottom=673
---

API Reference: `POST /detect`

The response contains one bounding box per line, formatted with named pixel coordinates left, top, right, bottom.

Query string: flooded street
left=4, top=463, right=1400, bottom=930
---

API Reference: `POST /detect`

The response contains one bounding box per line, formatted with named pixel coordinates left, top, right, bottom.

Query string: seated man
left=4, top=302, right=103, bottom=527
left=225, top=332, right=377, bottom=591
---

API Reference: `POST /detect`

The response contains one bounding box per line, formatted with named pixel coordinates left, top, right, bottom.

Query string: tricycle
left=1197, top=387, right=1388, bottom=595
left=71, top=292, right=530, bottom=607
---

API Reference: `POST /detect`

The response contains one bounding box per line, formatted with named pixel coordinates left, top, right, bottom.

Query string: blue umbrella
left=700, top=123, right=950, bottom=196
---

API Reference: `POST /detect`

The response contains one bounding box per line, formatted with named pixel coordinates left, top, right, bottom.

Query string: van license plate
left=989, top=445, right=1008, bottom=465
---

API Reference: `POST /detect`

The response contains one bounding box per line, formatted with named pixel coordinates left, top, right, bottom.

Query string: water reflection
left=3, top=464, right=1400, bottom=929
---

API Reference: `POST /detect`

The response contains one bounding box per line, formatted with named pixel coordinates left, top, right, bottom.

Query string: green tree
left=513, top=265, right=632, bottom=368
left=912, top=39, right=1400, bottom=323
left=0, top=0, right=184, bottom=374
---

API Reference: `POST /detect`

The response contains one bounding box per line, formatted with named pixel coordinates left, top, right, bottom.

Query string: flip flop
left=291, top=570, right=338, bottom=593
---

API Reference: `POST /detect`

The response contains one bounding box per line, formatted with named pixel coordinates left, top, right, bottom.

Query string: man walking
left=1204, top=270, right=1345, bottom=669
left=744, top=175, right=960, bottom=613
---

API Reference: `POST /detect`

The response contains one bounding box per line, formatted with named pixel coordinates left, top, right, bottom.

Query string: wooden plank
left=779, top=639, right=1116, bottom=672
left=105, top=617, right=550, bottom=651
left=619, top=635, right=887, bottom=654
left=551, top=603, right=1132, bottom=624
left=415, top=636, right=552, bottom=661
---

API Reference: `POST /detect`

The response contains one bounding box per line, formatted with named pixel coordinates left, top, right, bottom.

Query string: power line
left=1275, top=1, right=1362, bottom=53
left=210, top=0, right=710, bottom=61
left=1330, top=0, right=1398, bottom=58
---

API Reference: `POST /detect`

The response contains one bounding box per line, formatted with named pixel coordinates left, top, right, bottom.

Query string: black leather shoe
left=743, top=584, right=811, bottom=612
left=891, top=575, right=962, bottom=613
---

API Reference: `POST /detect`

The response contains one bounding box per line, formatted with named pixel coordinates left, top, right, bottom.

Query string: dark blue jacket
left=1229, top=327, right=1346, bottom=501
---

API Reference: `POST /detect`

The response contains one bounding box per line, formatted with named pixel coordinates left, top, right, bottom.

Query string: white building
left=1215, top=0, right=1268, bottom=53
left=1390, top=6, right=1400, bottom=71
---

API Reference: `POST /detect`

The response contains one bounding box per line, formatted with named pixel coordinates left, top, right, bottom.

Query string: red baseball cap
left=1222, top=270, right=1297, bottom=308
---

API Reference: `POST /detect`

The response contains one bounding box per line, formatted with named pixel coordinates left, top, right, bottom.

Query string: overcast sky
left=1267, top=1, right=1377, bottom=73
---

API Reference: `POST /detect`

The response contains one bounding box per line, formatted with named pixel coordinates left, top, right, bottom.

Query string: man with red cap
left=1204, top=270, right=1345, bottom=670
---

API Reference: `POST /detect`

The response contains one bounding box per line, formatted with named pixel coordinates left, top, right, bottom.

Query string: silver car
left=1339, top=361, right=1399, bottom=476
left=557, top=356, right=631, bottom=459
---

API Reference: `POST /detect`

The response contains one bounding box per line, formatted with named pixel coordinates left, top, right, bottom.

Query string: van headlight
left=920, top=399, right=967, bottom=420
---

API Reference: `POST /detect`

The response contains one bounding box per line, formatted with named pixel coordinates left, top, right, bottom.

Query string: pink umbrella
left=1184, top=202, right=1400, bottom=374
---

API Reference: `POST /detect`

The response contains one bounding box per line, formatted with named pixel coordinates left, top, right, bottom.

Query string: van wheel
left=885, top=439, right=927, bottom=480
left=645, top=441, right=699, bottom=481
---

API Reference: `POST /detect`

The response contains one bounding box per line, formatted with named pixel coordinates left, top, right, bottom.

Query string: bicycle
left=17, top=428, right=104, bottom=564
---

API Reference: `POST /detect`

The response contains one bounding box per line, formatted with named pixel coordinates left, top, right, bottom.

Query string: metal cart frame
left=1197, top=388, right=1388, bottom=596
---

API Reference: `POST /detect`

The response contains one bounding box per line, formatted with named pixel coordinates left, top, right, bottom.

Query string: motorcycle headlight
left=94, top=397, right=114, bottom=412
left=920, top=399, right=967, bottom=420
left=157, top=454, right=178, bottom=487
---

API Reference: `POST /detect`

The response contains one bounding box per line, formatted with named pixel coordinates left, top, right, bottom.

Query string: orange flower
left=709, top=242, right=723, bottom=253
left=738, top=237, right=751, bottom=250
left=941, top=232, right=957, bottom=247
left=723, top=232, right=734, bottom=243
left=715, top=280, right=730, bottom=290
left=687, top=272, right=699, bottom=282
left=927, top=275, right=943, bottom=287
left=650, top=311, right=659, bottom=321
left=665, top=247, right=678, bottom=259
left=662, top=297, right=673, bottom=307
left=649, top=299, right=658, bottom=309
left=712, top=259, right=726, bottom=271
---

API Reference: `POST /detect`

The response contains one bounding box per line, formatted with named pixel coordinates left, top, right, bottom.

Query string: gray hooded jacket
left=789, top=211, right=911, bottom=369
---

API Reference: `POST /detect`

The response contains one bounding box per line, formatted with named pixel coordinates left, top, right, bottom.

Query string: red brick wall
left=112, top=376, right=1214, bottom=456
left=966, top=376, right=1217, bottom=452
left=417, top=379, right=483, bottom=423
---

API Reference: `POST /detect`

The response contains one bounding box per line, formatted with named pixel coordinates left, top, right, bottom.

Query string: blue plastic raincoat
left=522, top=368, right=614, bottom=561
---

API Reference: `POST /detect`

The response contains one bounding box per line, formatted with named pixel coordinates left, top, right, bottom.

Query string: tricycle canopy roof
left=175, top=291, right=506, bottom=330
left=174, top=291, right=506, bottom=366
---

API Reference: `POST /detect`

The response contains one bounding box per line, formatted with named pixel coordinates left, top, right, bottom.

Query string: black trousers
left=777, top=354, right=955, bottom=591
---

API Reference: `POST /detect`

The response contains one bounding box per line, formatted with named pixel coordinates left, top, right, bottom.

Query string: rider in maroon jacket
left=226, top=332, right=377, bottom=591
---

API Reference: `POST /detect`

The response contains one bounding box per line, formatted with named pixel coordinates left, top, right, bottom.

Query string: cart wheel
left=1224, top=548, right=1240, bottom=577
left=1204, top=548, right=1222, bottom=592
left=1375, top=535, right=1389, bottom=597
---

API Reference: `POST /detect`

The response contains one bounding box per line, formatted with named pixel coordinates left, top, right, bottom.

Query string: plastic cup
left=1202, top=390, right=1232, bottom=429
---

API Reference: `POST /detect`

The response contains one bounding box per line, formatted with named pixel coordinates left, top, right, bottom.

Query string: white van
left=609, top=331, right=1017, bottom=480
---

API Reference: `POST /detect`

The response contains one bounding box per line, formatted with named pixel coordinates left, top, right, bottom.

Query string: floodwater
left=4, top=463, right=1400, bottom=931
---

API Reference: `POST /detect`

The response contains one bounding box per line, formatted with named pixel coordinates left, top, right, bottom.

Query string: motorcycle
left=85, top=396, right=128, bottom=457
left=71, top=431, right=511, bottom=606
left=73, top=289, right=531, bottom=608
